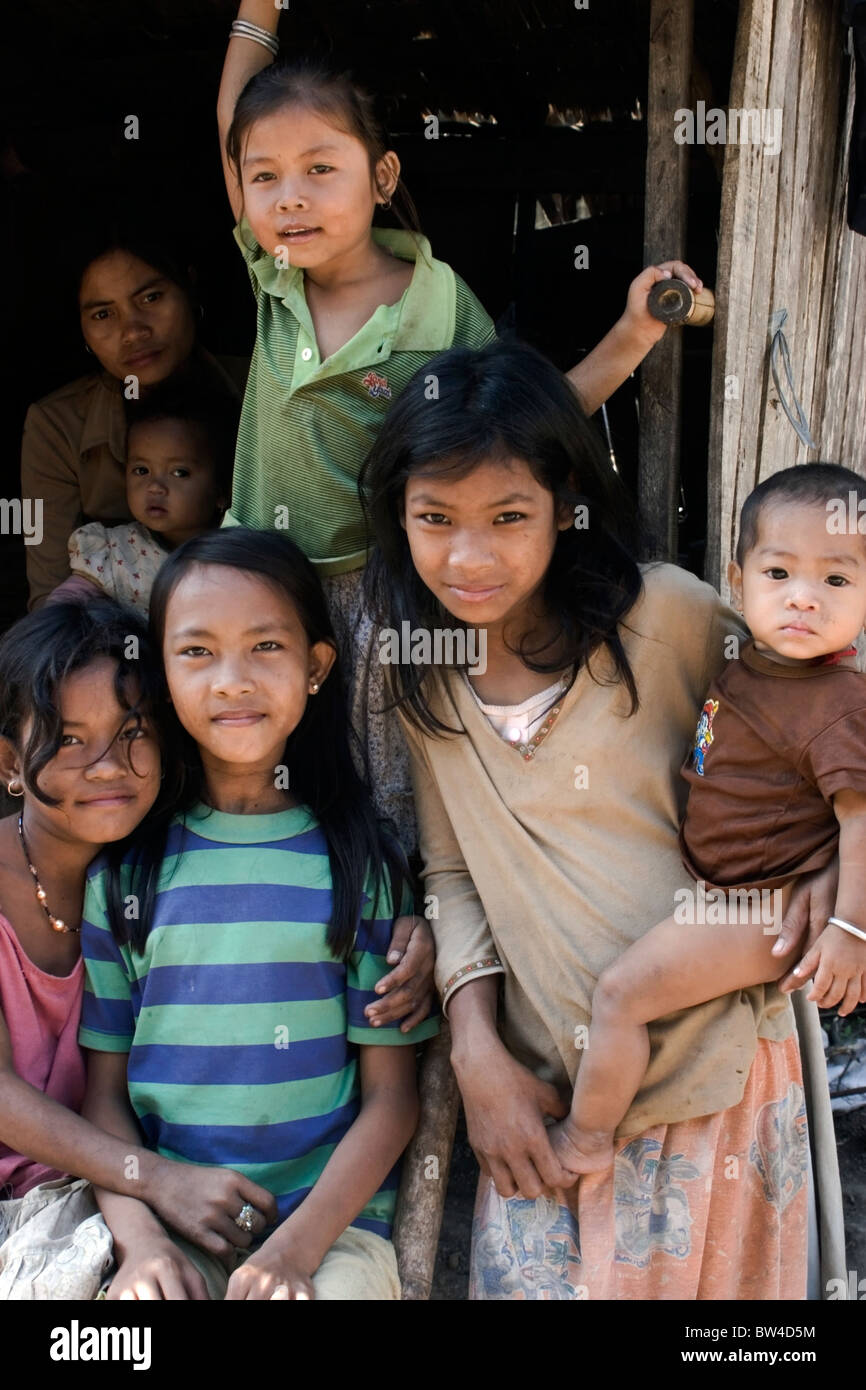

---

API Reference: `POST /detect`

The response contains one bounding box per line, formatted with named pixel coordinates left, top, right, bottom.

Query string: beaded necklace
left=17, top=814, right=78, bottom=934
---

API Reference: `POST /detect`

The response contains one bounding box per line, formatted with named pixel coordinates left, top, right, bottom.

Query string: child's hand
left=789, top=922, right=866, bottom=1015
left=225, top=1239, right=314, bottom=1301
left=106, top=1237, right=209, bottom=1301
left=620, top=261, right=705, bottom=350
left=151, top=1162, right=277, bottom=1258
left=365, top=914, right=435, bottom=1032
left=774, top=859, right=838, bottom=989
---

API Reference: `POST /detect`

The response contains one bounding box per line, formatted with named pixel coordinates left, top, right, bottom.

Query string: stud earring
left=310, top=682, right=320, bottom=694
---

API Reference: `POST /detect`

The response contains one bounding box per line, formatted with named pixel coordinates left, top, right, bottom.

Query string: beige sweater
left=401, top=562, right=793, bottom=1136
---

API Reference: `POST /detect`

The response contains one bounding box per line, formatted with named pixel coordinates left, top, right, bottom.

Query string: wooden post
left=638, top=0, right=694, bottom=559
left=703, top=0, right=755, bottom=592
left=393, top=1022, right=461, bottom=1300
left=705, top=0, right=866, bottom=595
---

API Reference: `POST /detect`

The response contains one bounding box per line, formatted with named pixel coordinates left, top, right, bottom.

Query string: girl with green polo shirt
left=217, top=2, right=702, bottom=851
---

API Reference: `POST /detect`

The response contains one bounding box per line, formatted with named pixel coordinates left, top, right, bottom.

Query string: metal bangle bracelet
left=230, top=32, right=279, bottom=57
left=231, top=18, right=278, bottom=40
left=827, top=915, right=866, bottom=943
left=230, top=21, right=279, bottom=56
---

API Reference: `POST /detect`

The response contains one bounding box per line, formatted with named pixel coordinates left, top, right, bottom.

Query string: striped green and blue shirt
left=79, top=802, right=437, bottom=1238
left=226, top=223, right=497, bottom=575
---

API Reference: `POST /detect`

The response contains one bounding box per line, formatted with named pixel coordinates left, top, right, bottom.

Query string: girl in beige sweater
left=362, top=340, right=843, bottom=1300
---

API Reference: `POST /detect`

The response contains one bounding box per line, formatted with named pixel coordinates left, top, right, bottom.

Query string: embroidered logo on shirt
left=692, top=698, right=719, bottom=776
left=362, top=371, right=392, bottom=399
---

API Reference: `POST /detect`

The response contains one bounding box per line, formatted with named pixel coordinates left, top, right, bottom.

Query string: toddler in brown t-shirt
left=550, top=463, right=866, bottom=1174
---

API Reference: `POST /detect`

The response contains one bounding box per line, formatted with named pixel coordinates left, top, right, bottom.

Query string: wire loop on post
left=768, top=309, right=818, bottom=450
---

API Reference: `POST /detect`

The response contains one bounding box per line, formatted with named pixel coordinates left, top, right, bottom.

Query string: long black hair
left=0, top=599, right=165, bottom=803
left=133, top=528, right=409, bottom=962
left=0, top=601, right=180, bottom=937
left=361, top=339, right=645, bottom=736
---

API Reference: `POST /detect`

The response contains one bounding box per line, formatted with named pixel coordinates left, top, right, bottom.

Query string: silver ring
left=235, top=1202, right=257, bottom=1232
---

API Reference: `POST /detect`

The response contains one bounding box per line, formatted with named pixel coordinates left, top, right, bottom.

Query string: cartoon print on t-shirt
left=692, top=698, right=719, bottom=777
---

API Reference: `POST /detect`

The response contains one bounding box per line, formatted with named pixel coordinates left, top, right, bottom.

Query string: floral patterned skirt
left=469, top=1035, right=808, bottom=1300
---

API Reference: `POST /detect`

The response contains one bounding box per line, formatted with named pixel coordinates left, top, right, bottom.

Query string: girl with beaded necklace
left=0, top=601, right=278, bottom=1297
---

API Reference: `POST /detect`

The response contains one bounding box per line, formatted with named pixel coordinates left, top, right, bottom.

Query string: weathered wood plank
left=760, top=0, right=810, bottom=477
left=393, top=1023, right=460, bottom=1301
left=705, top=0, right=757, bottom=588
left=707, top=0, right=781, bottom=589
left=707, top=0, right=866, bottom=593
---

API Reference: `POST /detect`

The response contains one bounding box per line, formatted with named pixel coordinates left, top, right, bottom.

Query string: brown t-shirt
left=680, top=640, right=866, bottom=888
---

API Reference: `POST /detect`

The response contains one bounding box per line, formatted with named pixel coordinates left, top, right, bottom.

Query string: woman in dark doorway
left=20, top=242, right=242, bottom=609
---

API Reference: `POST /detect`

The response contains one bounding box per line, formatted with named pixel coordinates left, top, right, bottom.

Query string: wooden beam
left=704, top=0, right=756, bottom=591
left=393, top=1023, right=461, bottom=1300
left=706, top=0, right=866, bottom=593
left=638, top=0, right=694, bottom=559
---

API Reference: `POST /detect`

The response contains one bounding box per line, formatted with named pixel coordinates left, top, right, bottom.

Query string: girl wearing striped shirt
left=81, top=531, right=437, bottom=1300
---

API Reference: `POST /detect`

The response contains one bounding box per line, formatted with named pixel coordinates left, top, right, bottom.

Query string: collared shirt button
left=301, top=347, right=313, bottom=362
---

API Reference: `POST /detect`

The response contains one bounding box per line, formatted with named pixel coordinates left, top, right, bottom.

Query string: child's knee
left=591, top=962, right=638, bottom=1024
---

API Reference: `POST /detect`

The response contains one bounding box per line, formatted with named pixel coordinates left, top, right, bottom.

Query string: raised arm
left=217, top=1, right=282, bottom=224
left=566, top=261, right=703, bottom=416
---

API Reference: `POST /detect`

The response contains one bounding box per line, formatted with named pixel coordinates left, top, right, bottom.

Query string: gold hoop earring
left=6, top=779, right=24, bottom=797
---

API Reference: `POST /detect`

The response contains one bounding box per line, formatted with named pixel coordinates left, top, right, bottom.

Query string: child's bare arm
left=565, top=261, right=703, bottom=416
left=217, top=1, right=282, bottom=224
left=829, top=790, right=866, bottom=925
left=0, top=1008, right=166, bottom=1202
left=81, top=1050, right=203, bottom=1300
left=224, top=1046, right=419, bottom=1300
left=83, top=1050, right=275, bottom=1298
left=789, top=790, right=866, bottom=1015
